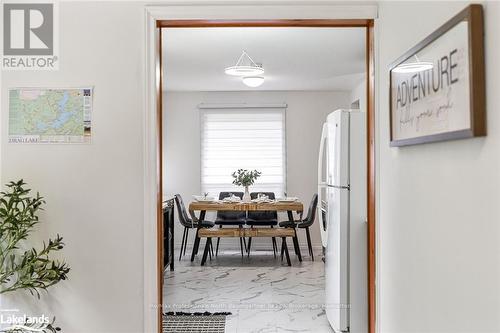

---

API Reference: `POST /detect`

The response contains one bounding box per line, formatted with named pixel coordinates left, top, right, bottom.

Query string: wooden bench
left=197, top=227, right=296, bottom=266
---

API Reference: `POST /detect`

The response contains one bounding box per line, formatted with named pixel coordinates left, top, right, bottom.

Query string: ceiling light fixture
left=225, top=51, right=264, bottom=76
left=392, top=55, right=433, bottom=74
left=242, top=76, right=265, bottom=88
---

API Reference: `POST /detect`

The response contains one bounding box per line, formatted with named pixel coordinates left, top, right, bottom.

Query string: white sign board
left=389, top=5, right=485, bottom=146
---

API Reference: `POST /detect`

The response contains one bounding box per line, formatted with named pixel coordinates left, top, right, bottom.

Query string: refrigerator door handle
left=318, top=122, right=329, bottom=248
left=327, top=184, right=350, bottom=190
left=318, top=122, right=328, bottom=185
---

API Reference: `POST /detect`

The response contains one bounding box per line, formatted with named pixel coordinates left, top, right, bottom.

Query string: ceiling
left=163, top=27, right=366, bottom=92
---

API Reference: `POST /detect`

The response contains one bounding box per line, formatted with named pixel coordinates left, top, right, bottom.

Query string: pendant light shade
left=242, top=76, right=265, bottom=88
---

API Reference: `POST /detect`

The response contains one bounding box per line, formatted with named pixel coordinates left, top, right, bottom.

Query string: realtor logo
left=2, top=2, right=58, bottom=70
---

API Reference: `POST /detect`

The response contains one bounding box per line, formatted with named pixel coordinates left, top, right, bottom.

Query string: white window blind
left=200, top=105, right=286, bottom=197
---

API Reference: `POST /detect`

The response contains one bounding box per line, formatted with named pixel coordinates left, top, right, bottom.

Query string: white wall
left=2, top=2, right=500, bottom=333
left=350, top=79, right=367, bottom=112
left=163, top=90, right=351, bottom=249
left=0, top=2, right=145, bottom=332
left=377, top=2, right=500, bottom=332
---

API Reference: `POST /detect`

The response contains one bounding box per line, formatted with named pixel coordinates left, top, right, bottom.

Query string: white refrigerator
left=318, top=109, right=367, bottom=333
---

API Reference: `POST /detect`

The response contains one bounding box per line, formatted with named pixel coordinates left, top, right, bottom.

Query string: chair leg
left=247, top=237, right=252, bottom=257
left=239, top=237, right=244, bottom=257
left=281, top=239, right=285, bottom=261
left=291, top=228, right=299, bottom=255
left=216, top=237, right=220, bottom=256
left=306, top=227, right=314, bottom=261
left=183, top=229, right=189, bottom=256
left=179, top=227, right=187, bottom=261
left=209, top=239, right=214, bottom=259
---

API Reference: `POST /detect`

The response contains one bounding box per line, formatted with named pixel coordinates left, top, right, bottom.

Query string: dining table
left=188, top=199, right=304, bottom=262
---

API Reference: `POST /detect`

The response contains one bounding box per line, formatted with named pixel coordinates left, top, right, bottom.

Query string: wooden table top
left=188, top=200, right=303, bottom=212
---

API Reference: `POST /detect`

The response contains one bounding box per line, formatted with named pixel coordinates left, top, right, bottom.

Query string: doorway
left=152, top=18, right=375, bottom=333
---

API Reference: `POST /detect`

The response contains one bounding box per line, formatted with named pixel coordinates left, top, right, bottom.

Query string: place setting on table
left=189, top=168, right=304, bottom=213
left=190, top=192, right=301, bottom=204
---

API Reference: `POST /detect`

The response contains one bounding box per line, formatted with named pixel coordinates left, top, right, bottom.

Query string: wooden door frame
left=153, top=18, right=376, bottom=333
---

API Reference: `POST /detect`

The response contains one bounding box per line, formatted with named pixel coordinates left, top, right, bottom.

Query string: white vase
left=243, top=186, right=251, bottom=202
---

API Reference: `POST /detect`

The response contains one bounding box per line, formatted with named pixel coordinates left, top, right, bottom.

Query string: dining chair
left=279, top=193, right=318, bottom=260
left=246, top=192, right=278, bottom=257
left=174, top=194, right=215, bottom=261
left=214, top=191, right=247, bottom=257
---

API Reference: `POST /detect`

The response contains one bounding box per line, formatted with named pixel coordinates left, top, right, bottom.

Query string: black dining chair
left=246, top=192, right=278, bottom=257
left=279, top=193, right=318, bottom=260
left=214, top=191, right=247, bottom=257
left=174, top=194, right=215, bottom=261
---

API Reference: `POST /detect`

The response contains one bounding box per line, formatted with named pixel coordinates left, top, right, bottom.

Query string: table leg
left=216, top=225, right=222, bottom=256
left=282, top=237, right=291, bottom=266
left=239, top=225, right=244, bottom=257
left=201, top=237, right=211, bottom=266
left=190, top=229, right=200, bottom=262
left=195, top=210, right=207, bottom=256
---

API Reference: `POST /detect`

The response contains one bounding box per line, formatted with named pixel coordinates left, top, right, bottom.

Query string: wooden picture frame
left=389, top=4, right=485, bottom=147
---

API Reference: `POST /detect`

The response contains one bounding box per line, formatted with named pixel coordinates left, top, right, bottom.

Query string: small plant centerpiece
left=231, top=169, right=262, bottom=202
left=0, top=180, right=70, bottom=332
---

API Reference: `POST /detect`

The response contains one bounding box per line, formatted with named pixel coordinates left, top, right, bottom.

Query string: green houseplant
left=0, top=180, right=70, bottom=332
left=231, top=169, right=262, bottom=202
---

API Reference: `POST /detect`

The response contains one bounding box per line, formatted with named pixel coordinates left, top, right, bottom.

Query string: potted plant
left=231, top=169, right=262, bottom=202
left=0, top=180, right=70, bottom=332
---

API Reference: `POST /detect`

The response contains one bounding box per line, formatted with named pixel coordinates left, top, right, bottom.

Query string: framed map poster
left=389, top=5, right=485, bottom=147
left=9, top=87, right=93, bottom=143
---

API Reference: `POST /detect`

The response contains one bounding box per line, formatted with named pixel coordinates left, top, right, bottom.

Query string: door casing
left=144, top=6, right=377, bottom=333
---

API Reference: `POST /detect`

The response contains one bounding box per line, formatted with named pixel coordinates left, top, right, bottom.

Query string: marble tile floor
left=163, top=248, right=334, bottom=333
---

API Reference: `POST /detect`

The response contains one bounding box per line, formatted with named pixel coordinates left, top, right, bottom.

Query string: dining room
left=160, top=26, right=367, bottom=332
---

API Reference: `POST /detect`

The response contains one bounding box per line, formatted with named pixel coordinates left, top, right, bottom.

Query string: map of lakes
left=9, top=88, right=92, bottom=143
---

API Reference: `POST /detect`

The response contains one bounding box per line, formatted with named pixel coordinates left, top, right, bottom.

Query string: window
left=200, top=105, right=286, bottom=197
